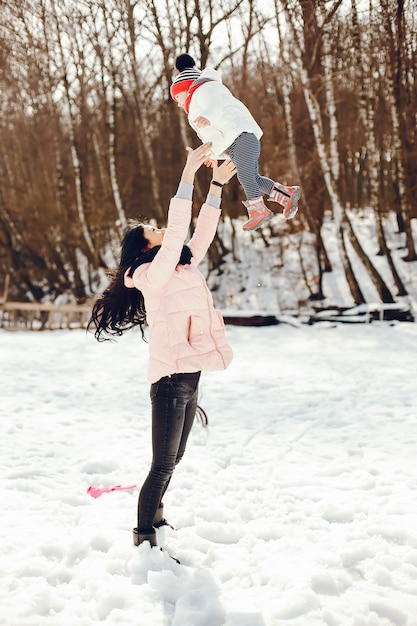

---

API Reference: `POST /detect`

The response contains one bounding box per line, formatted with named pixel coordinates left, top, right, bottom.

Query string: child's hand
left=194, top=116, right=211, bottom=128
left=212, top=159, right=237, bottom=185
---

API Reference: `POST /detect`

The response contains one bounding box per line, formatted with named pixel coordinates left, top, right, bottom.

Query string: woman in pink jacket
left=88, top=144, right=235, bottom=554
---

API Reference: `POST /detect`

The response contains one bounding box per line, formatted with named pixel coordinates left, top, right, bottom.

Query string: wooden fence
left=0, top=302, right=92, bottom=331
left=0, top=302, right=286, bottom=331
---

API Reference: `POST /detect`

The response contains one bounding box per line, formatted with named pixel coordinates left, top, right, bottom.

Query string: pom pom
left=175, top=54, right=196, bottom=72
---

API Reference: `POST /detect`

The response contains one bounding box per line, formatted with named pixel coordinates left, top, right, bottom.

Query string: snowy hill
left=204, top=211, right=417, bottom=322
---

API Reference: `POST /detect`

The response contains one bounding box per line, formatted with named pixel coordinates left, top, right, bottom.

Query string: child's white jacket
left=124, top=197, right=233, bottom=383
left=188, top=68, right=263, bottom=159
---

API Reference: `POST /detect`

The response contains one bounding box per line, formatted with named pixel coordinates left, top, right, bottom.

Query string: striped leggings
left=227, top=132, right=275, bottom=201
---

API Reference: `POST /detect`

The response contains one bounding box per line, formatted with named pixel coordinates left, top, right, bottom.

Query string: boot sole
left=283, top=186, right=301, bottom=219
left=242, top=211, right=274, bottom=231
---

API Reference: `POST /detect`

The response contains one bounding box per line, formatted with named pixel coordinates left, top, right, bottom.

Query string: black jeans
left=137, top=371, right=201, bottom=532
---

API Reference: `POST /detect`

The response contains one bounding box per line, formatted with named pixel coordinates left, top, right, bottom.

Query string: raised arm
left=188, top=159, right=237, bottom=265
left=131, top=144, right=213, bottom=290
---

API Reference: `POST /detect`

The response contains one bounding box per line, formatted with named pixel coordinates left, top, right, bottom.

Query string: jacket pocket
left=187, top=315, right=215, bottom=353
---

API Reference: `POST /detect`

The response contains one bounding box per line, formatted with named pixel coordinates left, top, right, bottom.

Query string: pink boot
left=242, top=198, right=273, bottom=231
left=269, top=184, right=301, bottom=219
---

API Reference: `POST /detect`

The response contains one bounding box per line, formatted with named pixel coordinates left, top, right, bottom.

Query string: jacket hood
left=197, top=67, right=222, bottom=84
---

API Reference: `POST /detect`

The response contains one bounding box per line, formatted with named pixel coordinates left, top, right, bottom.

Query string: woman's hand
left=211, top=159, right=237, bottom=185
left=181, top=143, right=213, bottom=184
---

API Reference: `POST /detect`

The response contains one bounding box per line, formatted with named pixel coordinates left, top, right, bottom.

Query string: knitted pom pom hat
left=170, top=54, right=201, bottom=101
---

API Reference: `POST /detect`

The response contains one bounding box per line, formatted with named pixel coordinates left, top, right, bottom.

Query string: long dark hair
left=88, top=220, right=193, bottom=342
left=88, top=221, right=149, bottom=342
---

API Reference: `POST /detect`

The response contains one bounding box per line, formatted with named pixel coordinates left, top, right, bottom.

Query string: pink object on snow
left=87, top=484, right=137, bottom=498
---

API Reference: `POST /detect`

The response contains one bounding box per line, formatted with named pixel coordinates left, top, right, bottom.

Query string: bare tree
left=0, top=0, right=415, bottom=309
left=280, top=0, right=396, bottom=304
left=351, top=0, right=408, bottom=297
left=380, top=0, right=416, bottom=261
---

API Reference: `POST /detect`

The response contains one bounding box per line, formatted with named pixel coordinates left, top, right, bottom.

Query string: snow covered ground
left=1, top=321, right=417, bottom=626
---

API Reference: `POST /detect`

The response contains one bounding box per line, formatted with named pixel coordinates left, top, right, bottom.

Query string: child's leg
left=227, top=132, right=301, bottom=220
left=227, top=133, right=273, bottom=230
left=227, top=132, right=274, bottom=200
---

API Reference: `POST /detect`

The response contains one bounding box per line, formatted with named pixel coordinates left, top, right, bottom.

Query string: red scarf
left=184, top=82, right=205, bottom=114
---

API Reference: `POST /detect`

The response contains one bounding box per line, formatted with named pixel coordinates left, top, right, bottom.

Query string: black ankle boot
left=132, top=528, right=157, bottom=547
left=132, top=527, right=180, bottom=564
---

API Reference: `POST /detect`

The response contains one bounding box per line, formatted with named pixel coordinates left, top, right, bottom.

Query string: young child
left=170, top=53, right=301, bottom=231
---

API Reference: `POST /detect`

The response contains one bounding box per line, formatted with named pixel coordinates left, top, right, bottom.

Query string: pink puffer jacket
left=124, top=197, right=233, bottom=383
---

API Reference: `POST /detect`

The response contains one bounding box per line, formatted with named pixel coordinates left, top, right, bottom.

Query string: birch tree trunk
left=317, top=1, right=339, bottom=183
left=124, top=2, right=165, bottom=223
left=301, top=66, right=366, bottom=303
left=351, top=0, right=407, bottom=297
left=271, top=0, right=328, bottom=300
left=283, top=0, right=395, bottom=304
left=351, top=0, right=381, bottom=239
left=87, top=1, right=128, bottom=235
left=106, top=78, right=127, bottom=233
left=380, top=0, right=416, bottom=261
left=49, top=0, right=95, bottom=260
